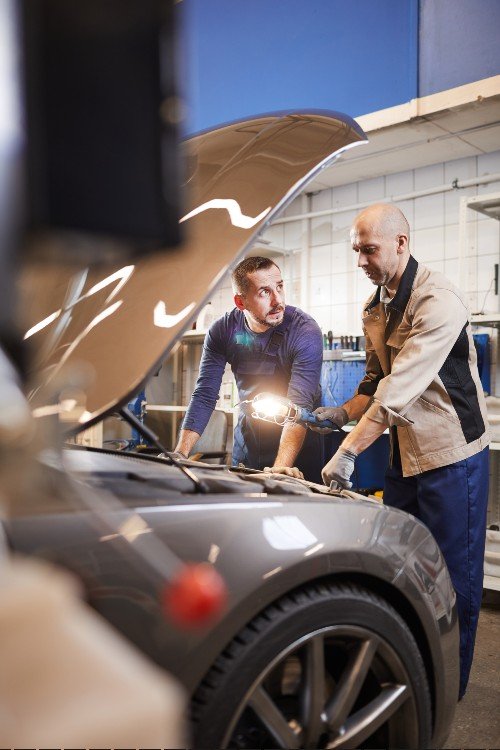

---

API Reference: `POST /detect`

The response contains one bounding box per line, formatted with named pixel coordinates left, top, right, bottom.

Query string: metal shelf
left=464, top=193, right=500, bottom=221
left=471, top=313, right=500, bottom=329
left=458, top=190, right=500, bottom=295
left=181, top=330, right=206, bottom=344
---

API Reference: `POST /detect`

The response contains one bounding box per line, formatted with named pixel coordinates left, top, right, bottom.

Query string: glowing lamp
left=247, top=392, right=342, bottom=431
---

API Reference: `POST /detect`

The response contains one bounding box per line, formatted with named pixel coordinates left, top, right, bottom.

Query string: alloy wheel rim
left=221, top=624, right=421, bottom=749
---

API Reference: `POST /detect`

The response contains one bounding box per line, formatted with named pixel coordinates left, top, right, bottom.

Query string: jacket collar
left=364, top=255, right=418, bottom=314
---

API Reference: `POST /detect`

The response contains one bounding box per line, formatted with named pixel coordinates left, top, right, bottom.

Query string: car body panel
left=4, top=446, right=459, bottom=747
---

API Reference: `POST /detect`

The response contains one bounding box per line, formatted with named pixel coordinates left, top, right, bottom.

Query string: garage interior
left=1, top=0, right=500, bottom=747
left=144, top=2, right=500, bottom=746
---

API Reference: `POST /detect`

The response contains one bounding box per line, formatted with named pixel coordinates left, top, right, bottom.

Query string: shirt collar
left=364, top=255, right=418, bottom=313
left=387, top=255, right=418, bottom=313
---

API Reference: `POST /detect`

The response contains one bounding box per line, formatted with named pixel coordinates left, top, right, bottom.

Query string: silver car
left=6, top=111, right=458, bottom=749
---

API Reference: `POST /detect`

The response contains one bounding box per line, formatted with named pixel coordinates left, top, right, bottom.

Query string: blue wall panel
left=321, top=360, right=367, bottom=406
left=419, top=0, right=500, bottom=96
left=180, top=0, right=419, bottom=134
left=179, top=1, right=500, bottom=137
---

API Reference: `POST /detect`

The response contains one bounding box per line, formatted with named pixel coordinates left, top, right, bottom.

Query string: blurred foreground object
left=0, top=556, right=186, bottom=747
left=163, top=561, right=228, bottom=627
left=22, top=0, right=181, bottom=258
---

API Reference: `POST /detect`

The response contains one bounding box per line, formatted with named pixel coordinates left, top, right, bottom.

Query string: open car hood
left=20, top=111, right=366, bottom=431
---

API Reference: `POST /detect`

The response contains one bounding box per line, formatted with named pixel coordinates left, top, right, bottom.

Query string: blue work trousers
left=384, top=447, right=489, bottom=700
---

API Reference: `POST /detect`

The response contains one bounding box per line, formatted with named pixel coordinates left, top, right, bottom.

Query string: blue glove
left=322, top=446, right=357, bottom=488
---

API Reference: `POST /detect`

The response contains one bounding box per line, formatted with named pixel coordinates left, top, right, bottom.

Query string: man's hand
left=309, top=406, right=349, bottom=434
left=321, top=446, right=357, bottom=488
left=264, top=466, right=304, bottom=479
left=165, top=451, right=187, bottom=461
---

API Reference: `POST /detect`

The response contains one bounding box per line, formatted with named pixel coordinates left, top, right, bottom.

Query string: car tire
left=191, top=582, right=431, bottom=749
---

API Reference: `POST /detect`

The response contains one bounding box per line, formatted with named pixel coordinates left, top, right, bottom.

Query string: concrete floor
left=443, top=589, right=500, bottom=749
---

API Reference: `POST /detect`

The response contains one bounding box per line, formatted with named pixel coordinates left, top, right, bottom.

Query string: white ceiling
left=306, top=95, right=500, bottom=192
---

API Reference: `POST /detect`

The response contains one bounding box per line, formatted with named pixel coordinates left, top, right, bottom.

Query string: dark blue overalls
left=229, top=306, right=324, bottom=483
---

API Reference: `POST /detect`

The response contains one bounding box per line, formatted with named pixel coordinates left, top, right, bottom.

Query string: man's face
left=351, top=218, right=402, bottom=288
left=235, top=265, right=285, bottom=331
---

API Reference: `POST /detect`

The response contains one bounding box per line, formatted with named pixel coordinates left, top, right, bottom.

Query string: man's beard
left=252, top=308, right=285, bottom=328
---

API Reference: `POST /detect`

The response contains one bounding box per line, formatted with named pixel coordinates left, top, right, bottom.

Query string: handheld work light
left=244, top=392, right=343, bottom=431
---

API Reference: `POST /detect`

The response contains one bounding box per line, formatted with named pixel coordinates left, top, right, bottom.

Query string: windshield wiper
left=117, top=406, right=208, bottom=494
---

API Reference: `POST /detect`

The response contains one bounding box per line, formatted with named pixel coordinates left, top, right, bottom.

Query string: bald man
left=314, top=203, right=490, bottom=700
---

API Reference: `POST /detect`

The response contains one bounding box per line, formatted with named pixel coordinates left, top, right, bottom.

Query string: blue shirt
left=183, top=306, right=323, bottom=468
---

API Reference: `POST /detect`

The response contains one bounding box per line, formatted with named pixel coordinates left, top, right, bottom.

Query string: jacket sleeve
left=364, top=287, right=470, bottom=427
left=286, top=317, right=323, bottom=410
left=181, top=320, right=227, bottom=435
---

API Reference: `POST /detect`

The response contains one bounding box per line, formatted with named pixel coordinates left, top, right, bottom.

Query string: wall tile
left=477, top=149, right=500, bottom=176
left=398, top=198, right=414, bottom=226
left=311, top=216, right=332, bottom=245
left=477, top=218, right=500, bottom=257
left=283, top=196, right=302, bottom=217
left=444, top=258, right=460, bottom=288
left=475, top=287, right=499, bottom=316
left=444, top=156, right=477, bottom=183
left=284, top=219, right=304, bottom=250
left=385, top=170, right=414, bottom=198
left=290, top=250, right=303, bottom=280
left=309, top=274, right=332, bottom=306
left=311, top=189, right=332, bottom=212
left=414, top=193, right=445, bottom=230
left=412, top=226, right=445, bottom=263
left=346, top=301, right=364, bottom=336
left=307, top=305, right=331, bottom=333
left=331, top=241, right=352, bottom=274
left=331, top=209, right=356, bottom=242
left=414, top=162, right=444, bottom=190
left=262, top=223, right=285, bottom=249
left=332, top=182, right=357, bottom=208
left=331, top=272, right=349, bottom=306
left=355, top=271, right=374, bottom=304
left=310, top=244, right=332, bottom=276
left=329, top=304, right=348, bottom=334
left=478, top=177, right=500, bottom=196
left=280, top=252, right=293, bottom=282
left=444, top=223, right=459, bottom=260
left=291, top=278, right=301, bottom=304
left=358, top=176, right=385, bottom=203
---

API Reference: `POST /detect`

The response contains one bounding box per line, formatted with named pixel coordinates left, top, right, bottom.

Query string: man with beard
left=176, top=256, right=324, bottom=481
left=313, top=203, right=490, bottom=700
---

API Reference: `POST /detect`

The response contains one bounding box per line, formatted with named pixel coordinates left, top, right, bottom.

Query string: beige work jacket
left=357, top=256, right=490, bottom=476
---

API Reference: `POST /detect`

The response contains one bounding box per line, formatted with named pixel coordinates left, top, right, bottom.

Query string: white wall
left=210, top=150, right=500, bottom=340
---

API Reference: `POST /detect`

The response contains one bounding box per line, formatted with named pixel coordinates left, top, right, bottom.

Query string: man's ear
left=397, top=234, right=409, bottom=254
left=234, top=293, right=245, bottom=311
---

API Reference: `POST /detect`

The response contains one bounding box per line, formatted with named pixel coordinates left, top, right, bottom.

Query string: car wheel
left=191, top=582, right=431, bottom=749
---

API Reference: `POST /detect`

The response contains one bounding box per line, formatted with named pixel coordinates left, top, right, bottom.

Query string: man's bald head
left=353, top=203, right=410, bottom=245
left=351, top=203, right=411, bottom=291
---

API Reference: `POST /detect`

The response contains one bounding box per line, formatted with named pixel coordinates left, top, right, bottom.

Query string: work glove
left=309, top=406, right=349, bottom=434
left=321, top=446, right=357, bottom=489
